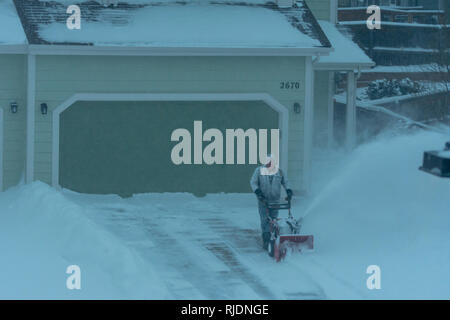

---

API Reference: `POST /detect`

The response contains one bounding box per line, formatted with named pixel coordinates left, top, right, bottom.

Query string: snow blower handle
left=264, top=200, right=291, bottom=211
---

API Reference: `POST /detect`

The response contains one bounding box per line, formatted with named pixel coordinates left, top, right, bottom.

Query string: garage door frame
left=51, top=93, right=289, bottom=189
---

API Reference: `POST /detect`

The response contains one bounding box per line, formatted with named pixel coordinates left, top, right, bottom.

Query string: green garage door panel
left=59, top=101, right=278, bottom=196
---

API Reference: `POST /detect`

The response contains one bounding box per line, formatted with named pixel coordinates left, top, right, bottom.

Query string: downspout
left=26, top=53, right=35, bottom=184
left=303, top=56, right=315, bottom=194
left=0, top=108, right=3, bottom=191
left=356, top=66, right=362, bottom=80
left=345, top=70, right=357, bottom=151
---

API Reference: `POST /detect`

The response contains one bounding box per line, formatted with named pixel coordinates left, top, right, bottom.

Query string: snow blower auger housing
left=265, top=201, right=314, bottom=262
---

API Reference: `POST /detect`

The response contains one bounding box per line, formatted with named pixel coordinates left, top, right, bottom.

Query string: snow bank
left=298, top=130, right=450, bottom=299
left=0, top=182, right=169, bottom=299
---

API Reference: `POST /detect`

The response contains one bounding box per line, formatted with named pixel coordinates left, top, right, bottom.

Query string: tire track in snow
left=203, top=241, right=276, bottom=299
left=83, top=208, right=212, bottom=299
left=80, top=201, right=325, bottom=299
left=200, top=217, right=326, bottom=299
left=139, top=211, right=276, bottom=299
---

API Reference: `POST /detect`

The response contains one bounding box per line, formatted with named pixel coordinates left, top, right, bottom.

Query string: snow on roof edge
left=0, top=0, right=27, bottom=45
left=316, top=20, right=374, bottom=68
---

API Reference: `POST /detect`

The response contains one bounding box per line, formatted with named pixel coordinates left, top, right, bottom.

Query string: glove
left=254, top=188, right=266, bottom=203
left=286, top=189, right=293, bottom=201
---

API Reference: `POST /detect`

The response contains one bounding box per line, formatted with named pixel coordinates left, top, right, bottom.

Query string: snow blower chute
left=265, top=201, right=314, bottom=262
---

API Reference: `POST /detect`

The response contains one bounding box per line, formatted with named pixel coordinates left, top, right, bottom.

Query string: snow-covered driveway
left=64, top=192, right=326, bottom=299
left=1, top=129, right=448, bottom=299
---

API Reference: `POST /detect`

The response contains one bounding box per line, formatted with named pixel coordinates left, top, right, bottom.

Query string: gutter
left=1, top=42, right=333, bottom=57
left=0, top=44, right=28, bottom=54
left=313, top=62, right=375, bottom=71
left=27, top=44, right=332, bottom=57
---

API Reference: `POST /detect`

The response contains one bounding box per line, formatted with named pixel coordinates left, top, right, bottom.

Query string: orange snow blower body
left=265, top=201, right=314, bottom=262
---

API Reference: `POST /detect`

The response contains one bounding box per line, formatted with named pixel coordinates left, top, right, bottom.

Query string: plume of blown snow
left=299, top=129, right=450, bottom=299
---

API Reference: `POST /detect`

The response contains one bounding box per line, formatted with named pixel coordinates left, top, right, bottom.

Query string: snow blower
left=265, top=201, right=314, bottom=262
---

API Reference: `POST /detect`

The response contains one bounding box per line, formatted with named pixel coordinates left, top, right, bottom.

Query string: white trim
left=0, top=107, right=3, bottom=191
left=51, top=93, right=290, bottom=188
left=0, top=44, right=28, bottom=54
left=313, top=62, right=374, bottom=71
left=29, top=44, right=332, bottom=57
left=26, top=54, right=36, bottom=184
left=327, top=71, right=335, bottom=149
left=303, top=56, right=314, bottom=194
left=346, top=71, right=357, bottom=151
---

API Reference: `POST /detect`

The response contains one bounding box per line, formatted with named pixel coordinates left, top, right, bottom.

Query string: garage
left=59, top=100, right=279, bottom=197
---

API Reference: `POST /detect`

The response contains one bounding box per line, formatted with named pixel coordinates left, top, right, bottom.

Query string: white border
left=0, top=45, right=28, bottom=54
left=26, top=54, right=36, bottom=184
left=0, top=107, right=3, bottom=191
left=303, top=57, right=314, bottom=194
left=51, top=93, right=289, bottom=188
left=28, top=45, right=331, bottom=57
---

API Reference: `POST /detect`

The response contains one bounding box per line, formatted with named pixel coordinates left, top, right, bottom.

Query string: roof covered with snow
left=0, top=0, right=27, bottom=45
left=314, top=21, right=374, bottom=70
left=13, top=0, right=331, bottom=49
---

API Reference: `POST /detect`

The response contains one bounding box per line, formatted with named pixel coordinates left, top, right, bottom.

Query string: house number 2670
left=280, top=81, right=300, bottom=90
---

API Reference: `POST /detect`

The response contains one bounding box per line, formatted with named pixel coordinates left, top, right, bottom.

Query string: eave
left=27, top=44, right=332, bottom=57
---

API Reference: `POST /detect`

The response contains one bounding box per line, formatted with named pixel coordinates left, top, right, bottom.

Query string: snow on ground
left=0, top=182, right=170, bottom=299
left=363, top=64, right=447, bottom=73
left=0, top=0, right=27, bottom=44
left=0, top=129, right=449, bottom=299
left=335, top=81, right=449, bottom=107
left=299, top=129, right=450, bottom=299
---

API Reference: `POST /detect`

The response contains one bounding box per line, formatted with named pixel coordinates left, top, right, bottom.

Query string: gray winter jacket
left=250, top=166, right=290, bottom=202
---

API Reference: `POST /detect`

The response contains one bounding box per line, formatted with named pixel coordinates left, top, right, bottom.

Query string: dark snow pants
left=258, top=201, right=279, bottom=246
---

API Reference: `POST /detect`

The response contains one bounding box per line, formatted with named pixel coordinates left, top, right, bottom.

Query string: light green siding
left=34, top=56, right=308, bottom=192
left=314, top=70, right=331, bottom=148
left=0, top=54, right=26, bottom=190
left=305, top=0, right=331, bottom=22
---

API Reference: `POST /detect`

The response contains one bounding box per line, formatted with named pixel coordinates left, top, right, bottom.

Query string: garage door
left=59, top=100, right=279, bottom=197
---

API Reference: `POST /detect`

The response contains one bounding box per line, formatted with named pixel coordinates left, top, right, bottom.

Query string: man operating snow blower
left=250, top=154, right=293, bottom=251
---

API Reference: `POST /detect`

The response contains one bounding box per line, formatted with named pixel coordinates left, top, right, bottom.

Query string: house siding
left=314, top=70, right=331, bottom=147
left=34, top=55, right=307, bottom=192
left=305, top=0, right=332, bottom=22
left=0, top=54, right=27, bottom=190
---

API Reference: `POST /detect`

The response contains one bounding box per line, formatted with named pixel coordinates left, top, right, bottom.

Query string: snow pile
left=39, top=3, right=321, bottom=47
left=298, top=129, right=450, bottom=299
left=0, top=0, right=27, bottom=44
left=0, top=182, right=169, bottom=299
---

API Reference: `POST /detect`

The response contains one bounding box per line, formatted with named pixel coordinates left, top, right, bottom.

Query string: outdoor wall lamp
left=41, top=103, right=48, bottom=115
left=293, top=102, right=302, bottom=114
left=10, top=102, right=18, bottom=114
